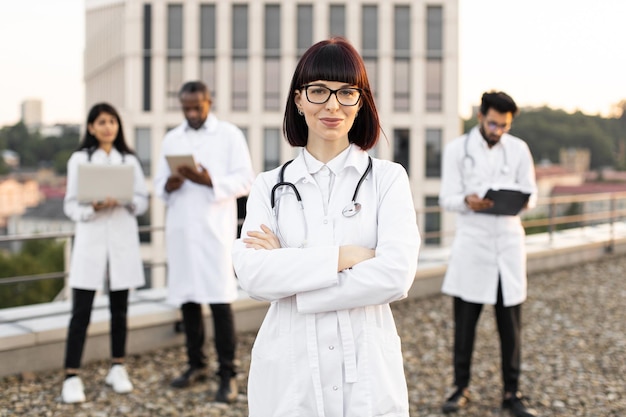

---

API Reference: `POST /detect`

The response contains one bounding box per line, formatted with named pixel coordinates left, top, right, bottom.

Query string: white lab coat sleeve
left=211, top=128, right=254, bottom=201
left=439, top=139, right=471, bottom=213
left=232, top=174, right=340, bottom=302
left=154, top=142, right=172, bottom=204
left=63, top=152, right=96, bottom=222
left=517, top=141, right=538, bottom=210
left=295, top=164, right=420, bottom=314
left=129, top=155, right=149, bottom=216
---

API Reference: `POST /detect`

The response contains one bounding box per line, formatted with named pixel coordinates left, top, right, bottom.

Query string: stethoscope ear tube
left=271, top=181, right=303, bottom=208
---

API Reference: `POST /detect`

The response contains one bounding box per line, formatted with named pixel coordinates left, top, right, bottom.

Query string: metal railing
left=3, top=192, right=626, bottom=307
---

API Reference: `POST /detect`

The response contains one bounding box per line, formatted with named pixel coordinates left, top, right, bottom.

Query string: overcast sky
left=0, top=0, right=624, bottom=126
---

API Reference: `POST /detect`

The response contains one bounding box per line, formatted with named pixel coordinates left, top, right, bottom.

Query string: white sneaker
left=62, top=376, right=86, bottom=403
left=105, top=364, right=133, bottom=394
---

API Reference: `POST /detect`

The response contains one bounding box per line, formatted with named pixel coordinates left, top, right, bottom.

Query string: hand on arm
left=464, top=193, right=494, bottom=211
left=243, top=224, right=281, bottom=250
left=178, top=163, right=212, bottom=187
left=338, top=245, right=375, bottom=272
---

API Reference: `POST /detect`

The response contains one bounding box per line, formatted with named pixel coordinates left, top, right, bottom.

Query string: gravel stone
left=1, top=255, right=625, bottom=416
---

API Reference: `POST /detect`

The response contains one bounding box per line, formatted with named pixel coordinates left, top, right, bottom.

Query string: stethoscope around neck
left=463, top=132, right=510, bottom=175
left=270, top=156, right=373, bottom=247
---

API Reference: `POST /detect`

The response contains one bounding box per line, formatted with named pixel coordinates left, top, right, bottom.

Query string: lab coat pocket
left=360, top=325, right=409, bottom=415
left=249, top=331, right=298, bottom=416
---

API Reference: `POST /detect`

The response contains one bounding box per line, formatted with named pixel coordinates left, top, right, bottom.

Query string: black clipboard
left=477, top=189, right=530, bottom=216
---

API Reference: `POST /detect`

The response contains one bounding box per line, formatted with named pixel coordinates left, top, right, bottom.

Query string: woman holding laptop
left=61, top=102, right=149, bottom=403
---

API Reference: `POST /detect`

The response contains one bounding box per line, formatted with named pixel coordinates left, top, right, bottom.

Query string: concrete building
left=20, top=99, right=43, bottom=130
left=84, top=0, right=460, bottom=287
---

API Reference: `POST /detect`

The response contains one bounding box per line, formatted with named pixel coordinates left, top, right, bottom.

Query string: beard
left=479, top=125, right=501, bottom=147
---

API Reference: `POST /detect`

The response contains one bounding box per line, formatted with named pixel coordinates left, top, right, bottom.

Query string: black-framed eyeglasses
left=301, top=84, right=362, bottom=106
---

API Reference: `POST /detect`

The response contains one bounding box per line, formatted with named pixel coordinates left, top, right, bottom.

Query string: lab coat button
left=328, top=345, right=334, bottom=350
left=333, top=386, right=339, bottom=391
left=323, top=220, right=328, bottom=224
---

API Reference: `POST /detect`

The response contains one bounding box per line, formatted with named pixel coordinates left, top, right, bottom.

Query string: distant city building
left=84, top=0, right=460, bottom=285
left=0, top=178, right=42, bottom=228
left=20, top=99, right=43, bottom=130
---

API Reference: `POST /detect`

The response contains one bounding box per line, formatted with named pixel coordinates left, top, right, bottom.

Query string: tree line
left=0, top=122, right=80, bottom=175
left=463, top=103, right=626, bottom=170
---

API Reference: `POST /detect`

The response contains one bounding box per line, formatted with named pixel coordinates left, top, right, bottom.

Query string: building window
left=394, top=59, right=410, bottom=112
left=264, top=128, right=281, bottom=170
left=200, top=4, right=216, bottom=110
left=264, top=5, right=281, bottom=111
left=142, top=4, right=152, bottom=112
left=426, top=5, right=443, bottom=112
left=393, top=129, right=410, bottom=173
left=394, top=6, right=410, bottom=112
left=425, top=196, right=441, bottom=245
left=362, top=5, right=378, bottom=97
left=135, top=128, right=151, bottom=176
left=166, top=4, right=183, bottom=111
left=232, top=4, right=248, bottom=111
left=425, top=128, right=442, bottom=178
left=138, top=198, right=152, bottom=244
left=297, top=5, right=313, bottom=57
left=329, top=5, right=345, bottom=37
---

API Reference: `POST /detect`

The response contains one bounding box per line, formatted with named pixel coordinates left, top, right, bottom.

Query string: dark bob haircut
left=479, top=91, right=518, bottom=117
left=77, top=102, right=134, bottom=155
left=283, top=37, right=380, bottom=150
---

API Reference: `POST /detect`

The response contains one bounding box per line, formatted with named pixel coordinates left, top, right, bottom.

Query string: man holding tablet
left=154, top=81, right=254, bottom=403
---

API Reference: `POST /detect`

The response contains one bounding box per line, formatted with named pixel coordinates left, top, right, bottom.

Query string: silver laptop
left=76, top=164, right=135, bottom=204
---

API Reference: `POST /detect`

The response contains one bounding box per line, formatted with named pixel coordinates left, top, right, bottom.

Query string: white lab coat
left=232, top=145, right=420, bottom=417
left=439, top=126, right=538, bottom=306
left=64, top=148, right=148, bottom=291
left=154, top=114, right=254, bottom=305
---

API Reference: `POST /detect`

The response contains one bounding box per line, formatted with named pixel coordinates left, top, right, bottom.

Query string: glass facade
left=264, top=128, right=281, bottom=170
left=200, top=4, right=216, bottom=108
left=394, top=5, right=411, bottom=111
left=425, top=128, right=442, bottom=178
left=135, top=127, right=151, bottom=176
left=425, top=196, right=441, bottom=245
left=426, top=5, right=443, bottom=112
left=232, top=5, right=249, bottom=111
left=297, top=5, right=313, bottom=57
left=142, top=4, right=151, bottom=112
left=166, top=4, right=183, bottom=110
left=362, top=5, right=378, bottom=96
left=264, top=5, right=281, bottom=110
left=329, top=5, right=346, bottom=37
left=393, top=129, right=410, bottom=173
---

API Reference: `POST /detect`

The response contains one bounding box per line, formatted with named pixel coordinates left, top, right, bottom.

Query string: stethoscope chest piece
left=342, top=202, right=361, bottom=217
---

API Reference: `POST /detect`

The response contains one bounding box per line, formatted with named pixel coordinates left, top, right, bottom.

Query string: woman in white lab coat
left=61, top=103, right=148, bottom=404
left=232, top=38, right=420, bottom=417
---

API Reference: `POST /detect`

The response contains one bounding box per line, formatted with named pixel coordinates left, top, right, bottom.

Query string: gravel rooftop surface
left=1, top=255, right=625, bottom=416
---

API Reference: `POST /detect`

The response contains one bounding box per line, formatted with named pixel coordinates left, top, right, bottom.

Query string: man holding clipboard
left=438, top=92, right=539, bottom=417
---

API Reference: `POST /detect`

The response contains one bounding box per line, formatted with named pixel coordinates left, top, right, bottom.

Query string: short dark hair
left=283, top=37, right=380, bottom=150
left=77, top=102, right=134, bottom=155
left=479, top=91, right=518, bottom=116
left=179, top=81, right=211, bottom=101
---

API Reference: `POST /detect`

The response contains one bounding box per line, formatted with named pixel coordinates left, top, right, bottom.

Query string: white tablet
left=76, top=164, right=135, bottom=204
left=166, top=154, right=197, bottom=174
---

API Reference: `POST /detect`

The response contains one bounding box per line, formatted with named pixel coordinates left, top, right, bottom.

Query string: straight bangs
left=296, top=43, right=367, bottom=88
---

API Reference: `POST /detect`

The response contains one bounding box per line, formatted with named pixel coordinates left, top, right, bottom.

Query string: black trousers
left=181, top=302, right=237, bottom=378
left=64, top=288, right=129, bottom=369
left=452, top=281, right=522, bottom=393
